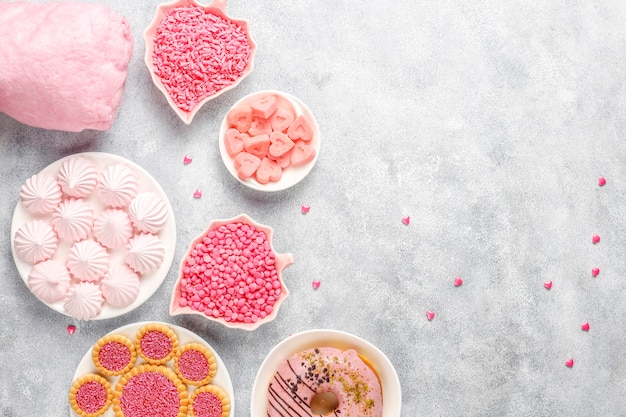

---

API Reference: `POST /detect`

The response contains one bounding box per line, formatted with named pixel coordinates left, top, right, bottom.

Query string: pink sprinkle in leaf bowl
left=170, top=214, right=295, bottom=331
left=143, top=0, right=257, bottom=124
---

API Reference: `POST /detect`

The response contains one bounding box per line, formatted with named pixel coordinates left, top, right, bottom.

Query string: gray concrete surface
left=2, top=0, right=626, bottom=415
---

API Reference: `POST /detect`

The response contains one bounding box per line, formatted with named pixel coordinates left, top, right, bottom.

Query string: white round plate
left=70, top=321, right=235, bottom=417
left=219, top=90, right=320, bottom=192
left=251, top=329, right=402, bottom=417
left=11, top=152, right=176, bottom=320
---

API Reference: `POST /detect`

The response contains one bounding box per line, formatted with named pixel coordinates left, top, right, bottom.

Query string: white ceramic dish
left=144, top=0, right=256, bottom=125
left=170, top=214, right=294, bottom=331
left=10, top=152, right=176, bottom=320
left=219, top=90, right=321, bottom=192
left=251, top=329, right=402, bottom=417
left=70, top=321, right=234, bottom=417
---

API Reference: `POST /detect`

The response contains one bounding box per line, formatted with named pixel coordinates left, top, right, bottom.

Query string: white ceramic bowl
left=251, top=329, right=402, bottom=417
left=144, top=0, right=256, bottom=124
left=219, top=90, right=321, bottom=192
left=170, top=214, right=294, bottom=330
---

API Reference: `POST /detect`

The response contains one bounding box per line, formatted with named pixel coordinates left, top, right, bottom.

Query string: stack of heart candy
left=223, top=93, right=317, bottom=184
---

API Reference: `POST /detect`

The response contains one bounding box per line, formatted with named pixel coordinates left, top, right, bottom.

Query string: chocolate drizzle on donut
left=267, top=347, right=382, bottom=417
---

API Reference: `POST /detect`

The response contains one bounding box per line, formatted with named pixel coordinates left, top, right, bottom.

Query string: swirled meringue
left=66, top=239, right=109, bottom=282
left=19, top=173, right=62, bottom=215
left=97, top=164, right=138, bottom=208
left=128, top=192, right=169, bottom=234
left=14, top=219, right=59, bottom=264
left=57, top=156, right=98, bottom=198
left=51, top=198, right=94, bottom=242
left=93, top=208, right=133, bottom=249
left=101, top=265, right=140, bottom=308
left=28, top=259, right=71, bottom=303
left=63, top=282, right=104, bottom=320
left=126, top=233, right=164, bottom=275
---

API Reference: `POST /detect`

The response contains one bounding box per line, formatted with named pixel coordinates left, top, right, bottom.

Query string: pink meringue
left=51, top=198, right=94, bottom=242
left=57, top=156, right=98, bottom=198
left=97, top=164, right=138, bottom=208
left=128, top=192, right=169, bottom=234
left=63, top=282, right=104, bottom=320
left=93, top=208, right=133, bottom=249
left=14, top=219, right=58, bottom=264
left=19, top=173, right=62, bottom=215
left=66, top=239, right=109, bottom=282
left=126, top=233, right=164, bottom=275
left=28, top=259, right=71, bottom=303
left=101, top=265, right=140, bottom=307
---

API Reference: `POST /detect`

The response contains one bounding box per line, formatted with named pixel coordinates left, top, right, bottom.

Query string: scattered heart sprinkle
left=426, top=311, right=435, bottom=321
left=454, top=277, right=463, bottom=287
left=544, top=280, right=553, bottom=290
left=67, top=325, right=76, bottom=335
left=581, top=322, right=590, bottom=331
left=312, top=280, right=320, bottom=290
left=598, top=177, right=606, bottom=186
left=592, top=235, right=601, bottom=244
left=301, top=204, right=310, bottom=215
left=402, top=216, right=410, bottom=225
left=193, top=189, right=203, bottom=199
left=565, top=358, right=574, bottom=368
left=592, top=268, right=600, bottom=277
left=183, top=155, right=193, bottom=165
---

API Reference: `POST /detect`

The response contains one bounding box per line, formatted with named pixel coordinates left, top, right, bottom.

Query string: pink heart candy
left=598, top=177, right=606, bottom=186
left=255, top=157, right=282, bottom=184
left=224, top=128, right=248, bottom=157
left=426, top=311, right=435, bottom=321
left=249, top=117, right=272, bottom=136
left=269, top=131, right=295, bottom=158
left=592, top=235, right=601, bottom=244
left=454, top=277, right=463, bottom=287
left=312, top=280, right=321, bottom=289
left=592, top=268, right=600, bottom=277
left=544, top=280, right=553, bottom=290
left=287, top=115, right=314, bottom=141
left=290, top=141, right=316, bottom=166
left=402, top=216, right=410, bottom=225
left=270, top=106, right=295, bottom=132
left=301, top=204, right=310, bottom=214
left=234, top=152, right=261, bottom=179
left=227, top=106, right=253, bottom=133
left=581, top=322, right=590, bottom=331
left=565, top=358, right=574, bottom=368
left=271, top=150, right=292, bottom=168
left=183, top=155, right=193, bottom=165
left=66, top=325, right=76, bottom=335
left=251, top=94, right=278, bottom=119
left=244, top=134, right=270, bottom=159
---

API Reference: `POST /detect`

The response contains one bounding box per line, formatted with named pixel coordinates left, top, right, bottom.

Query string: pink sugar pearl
left=179, top=222, right=281, bottom=323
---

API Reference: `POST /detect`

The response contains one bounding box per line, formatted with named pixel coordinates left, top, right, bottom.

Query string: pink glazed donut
left=267, top=347, right=383, bottom=417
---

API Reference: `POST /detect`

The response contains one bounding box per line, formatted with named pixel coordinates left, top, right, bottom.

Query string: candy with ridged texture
left=97, top=164, right=138, bottom=208
left=93, top=208, right=133, bottom=249
left=128, top=192, right=169, bottom=234
left=14, top=219, right=59, bottom=264
left=64, top=282, right=104, bottom=320
left=126, top=233, right=164, bottom=275
left=57, top=156, right=98, bottom=198
left=51, top=198, right=94, bottom=242
left=28, top=259, right=71, bottom=303
left=67, top=239, right=110, bottom=282
left=19, top=173, right=62, bottom=215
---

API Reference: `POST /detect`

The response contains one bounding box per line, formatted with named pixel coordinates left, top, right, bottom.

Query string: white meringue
left=101, top=265, right=140, bottom=308
left=28, top=259, right=71, bottom=303
left=51, top=198, right=94, bottom=242
left=93, top=208, right=133, bottom=249
left=63, top=282, right=104, bottom=320
left=66, top=239, right=109, bottom=282
left=126, top=233, right=164, bottom=275
left=97, top=164, right=138, bottom=208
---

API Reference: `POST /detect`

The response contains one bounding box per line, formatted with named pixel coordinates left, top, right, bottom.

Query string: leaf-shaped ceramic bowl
left=170, top=214, right=294, bottom=330
left=144, top=0, right=256, bottom=124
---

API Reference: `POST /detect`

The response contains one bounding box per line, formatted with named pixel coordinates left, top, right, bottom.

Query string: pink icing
left=140, top=330, right=172, bottom=360
left=75, top=380, right=108, bottom=414
left=178, top=349, right=209, bottom=382
left=119, top=371, right=180, bottom=417
left=179, top=222, right=280, bottom=324
left=192, top=391, right=223, bottom=417
left=99, top=341, right=131, bottom=372
left=153, top=6, right=251, bottom=112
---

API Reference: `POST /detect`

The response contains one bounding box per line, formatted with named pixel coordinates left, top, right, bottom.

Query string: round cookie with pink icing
left=268, top=347, right=383, bottom=417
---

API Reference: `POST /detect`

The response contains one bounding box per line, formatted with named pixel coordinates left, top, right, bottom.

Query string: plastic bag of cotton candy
left=0, top=2, right=133, bottom=132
